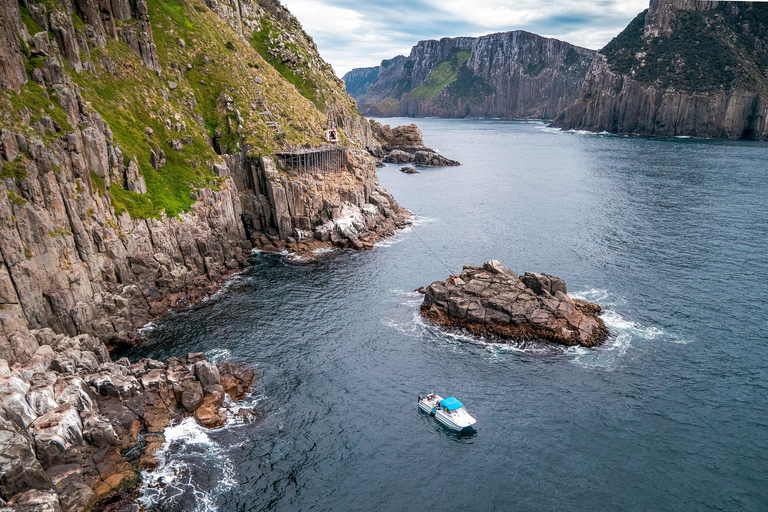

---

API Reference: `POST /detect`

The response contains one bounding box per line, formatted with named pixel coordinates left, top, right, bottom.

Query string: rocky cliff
left=0, top=0, right=408, bottom=508
left=0, top=327, right=257, bottom=511
left=370, top=121, right=460, bottom=167
left=553, top=0, right=768, bottom=139
left=343, top=32, right=596, bottom=119
left=0, top=0, right=407, bottom=353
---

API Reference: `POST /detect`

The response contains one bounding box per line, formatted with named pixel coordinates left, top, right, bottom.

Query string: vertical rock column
left=0, top=1, right=27, bottom=90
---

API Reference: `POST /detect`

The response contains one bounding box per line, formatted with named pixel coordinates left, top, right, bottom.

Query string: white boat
left=418, top=393, right=477, bottom=432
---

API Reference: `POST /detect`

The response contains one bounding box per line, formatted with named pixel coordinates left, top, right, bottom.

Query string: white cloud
left=279, top=0, right=652, bottom=76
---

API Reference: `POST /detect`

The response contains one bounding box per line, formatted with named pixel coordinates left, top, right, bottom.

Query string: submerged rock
left=421, top=260, right=608, bottom=347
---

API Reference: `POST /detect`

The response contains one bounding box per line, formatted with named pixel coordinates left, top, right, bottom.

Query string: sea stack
left=420, top=260, right=608, bottom=347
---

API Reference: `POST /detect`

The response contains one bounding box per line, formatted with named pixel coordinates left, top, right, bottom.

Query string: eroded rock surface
left=0, top=329, right=255, bottom=511
left=421, top=260, right=608, bottom=347
left=371, top=122, right=460, bottom=167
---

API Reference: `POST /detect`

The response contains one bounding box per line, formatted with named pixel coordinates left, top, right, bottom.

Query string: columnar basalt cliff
left=421, top=261, right=608, bottom=348
left=553, top=0, right=768, bottom=139
left=343, top=32, right=596, bottom=119
left=0, top=0, right=408, bottom=508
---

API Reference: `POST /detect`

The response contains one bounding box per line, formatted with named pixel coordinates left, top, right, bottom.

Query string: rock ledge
left=420, top=260, right=608, bottom=347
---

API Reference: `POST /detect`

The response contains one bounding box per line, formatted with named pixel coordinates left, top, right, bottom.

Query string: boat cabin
left=440, top=397, right=465, bottom=413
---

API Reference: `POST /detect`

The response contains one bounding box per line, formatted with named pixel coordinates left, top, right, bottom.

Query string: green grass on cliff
left=410, top=50, right=471, bottom=102
left=444, top=65, right=492, bottom=103
left=6, top=0, right=355, bottom=219
left=69, top=0, right=331, bottom=218
left=601, top=5, right=768, bottom=93
left=19, top=7, right=44, bottom=35
left=10, top=82, right=73, bottom=134
left=71, top=32, right=220, bottom=219
left=251, top=17, right=320, bottom=106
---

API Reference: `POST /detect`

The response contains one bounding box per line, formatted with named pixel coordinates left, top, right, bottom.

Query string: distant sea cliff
left=344, top=31, right=596, bottom=120
left=551, top=0, right=768, bottom=140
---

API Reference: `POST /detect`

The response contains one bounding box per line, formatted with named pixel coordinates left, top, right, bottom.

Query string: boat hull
left=418, top=397, right=476, bottom=432
left=434, top=411, right=475, bottom=432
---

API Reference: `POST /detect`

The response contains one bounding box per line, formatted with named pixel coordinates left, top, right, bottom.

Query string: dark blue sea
left=120, top=119, right=768, bottom=511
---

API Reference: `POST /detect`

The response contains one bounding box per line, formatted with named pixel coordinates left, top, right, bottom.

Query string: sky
left=279, top=0, right=651, bottom=77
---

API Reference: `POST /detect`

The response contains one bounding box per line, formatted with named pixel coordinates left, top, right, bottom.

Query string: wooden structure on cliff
left=276, top=146, right=346, bottom=175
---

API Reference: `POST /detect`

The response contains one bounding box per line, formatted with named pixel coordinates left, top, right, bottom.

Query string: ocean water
left=119, top=119, right=768, bottom=511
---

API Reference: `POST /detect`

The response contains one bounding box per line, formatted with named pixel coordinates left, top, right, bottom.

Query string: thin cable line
left=410, top=223, right=457, bottom=276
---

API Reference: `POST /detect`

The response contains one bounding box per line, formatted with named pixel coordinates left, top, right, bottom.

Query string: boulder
left=194, top=395, right=226, bottom=428
left=0, top=419, right=52, bottom=502
left=193, top=361, right=220, bottom=387
left=218, top=362, right=255, bottom=400
left=421, top=260, right=609, bottom=347
left=382, top=150, right=413, bottom=164
left=6, top=489, right=62, bottom=511
left=413, top=151, right=460, bottom=167
left=31, top=404, right=84, bottom=469
left=180, top=380, right=203, bottom=412
left=399, top=166, right=419, bottom=174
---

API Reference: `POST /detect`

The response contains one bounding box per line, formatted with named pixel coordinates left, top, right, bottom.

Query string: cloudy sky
left=280, top=0, right=651, bottom=76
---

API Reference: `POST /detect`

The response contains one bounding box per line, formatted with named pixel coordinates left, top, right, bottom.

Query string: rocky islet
left=421, top=261, right=609, bottom=348
left=371, top=122, right=461, bottom=167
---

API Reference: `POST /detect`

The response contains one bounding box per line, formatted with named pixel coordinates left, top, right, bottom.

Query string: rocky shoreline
left=0, top=325, right=257, bottom=511
left=370, top=122, right=461, bottom=167
left=420, top=261, right=608, bottom=347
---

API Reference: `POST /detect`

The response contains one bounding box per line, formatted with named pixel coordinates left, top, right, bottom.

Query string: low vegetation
left=601, top=5, right=768, bottom=93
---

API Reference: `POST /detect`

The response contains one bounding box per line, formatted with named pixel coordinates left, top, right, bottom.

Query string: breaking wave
left=137, top=418, right=236, bottom=511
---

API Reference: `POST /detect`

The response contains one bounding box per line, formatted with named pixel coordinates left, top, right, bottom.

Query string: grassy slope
left=410, top=50, right=471, bottom=102
left=250, top=5, right=358, bottom=113
left=369, top=49, right=492, bottom=114
left=4, top=0, right=350, bottom=219
left=601, top=5, right=768, bottom=93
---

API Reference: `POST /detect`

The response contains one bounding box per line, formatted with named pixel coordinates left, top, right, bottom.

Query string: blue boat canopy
left=440, top=397, right=464, bottom=411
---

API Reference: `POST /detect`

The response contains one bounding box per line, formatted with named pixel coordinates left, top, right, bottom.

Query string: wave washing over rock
left=420, top=260, right=609, bottom=347
left=0, top=327, right=256, bottom=511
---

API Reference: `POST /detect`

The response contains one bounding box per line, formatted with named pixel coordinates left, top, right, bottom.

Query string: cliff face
left=343, top=66, right=380, bottom=99
left=343, top=32, right=596, bottom=119
left=554, top=0, right=768, bottom=139
left=0, top=0, right=407, bottom=508
left=0, top=0, right=406, bottom=355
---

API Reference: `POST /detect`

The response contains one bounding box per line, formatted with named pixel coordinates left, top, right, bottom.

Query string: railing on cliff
left=275, top=146, right=346, bottom=175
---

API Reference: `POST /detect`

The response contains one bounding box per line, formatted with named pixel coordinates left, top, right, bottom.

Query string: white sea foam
left=199, top=270, right=248, bottom=304
left=138, top=418, right=236, bottom=511
left=376, top=214, right=439, bottom=249
left=385, top=287, right=681, bottom=368
left=205, top=348, right=231, bottom=365
left=138, top=321, right=156, bottom=335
